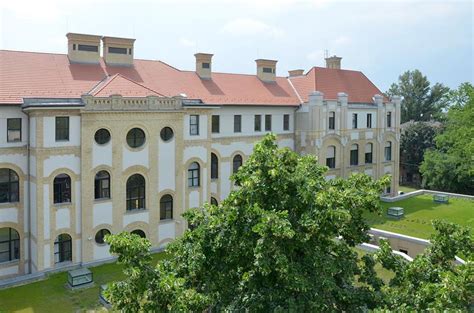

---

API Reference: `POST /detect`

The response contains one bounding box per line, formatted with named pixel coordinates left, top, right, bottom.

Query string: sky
left=1, top=0, right=472, bottom=92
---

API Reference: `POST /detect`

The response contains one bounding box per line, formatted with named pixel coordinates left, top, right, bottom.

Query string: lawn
left=398, top=185, right=418, bottom=193
left=366, top=194, right=474, bottom=239
left=0, top=252, right=168, bottom=313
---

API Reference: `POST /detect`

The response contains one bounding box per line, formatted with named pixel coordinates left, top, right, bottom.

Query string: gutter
left=26, top=111, right=32, bottom=274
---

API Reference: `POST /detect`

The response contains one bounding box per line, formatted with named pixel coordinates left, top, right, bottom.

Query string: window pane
left=254, top=115, right=261, bottom=131
left=212, top=115, right=220, bottom=133
left=55, top=117, right=69, bottom=141
left=265, top=115, right=272, bottom=131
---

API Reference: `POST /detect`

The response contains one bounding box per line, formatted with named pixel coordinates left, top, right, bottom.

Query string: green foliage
left=374, top=221, right=474, bottom=311
left=420, top=83, right=474, bottom=194
left=386, top=69, right=450, bottom=123
left=105, top=134, right=389, bottom=312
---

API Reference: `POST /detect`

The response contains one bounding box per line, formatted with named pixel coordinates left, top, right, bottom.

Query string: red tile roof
left=0, top=50, right=385, bottom=106
left=289, top=67, right=386, bottom=103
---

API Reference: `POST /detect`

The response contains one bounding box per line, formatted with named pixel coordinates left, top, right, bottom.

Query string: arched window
left=188, top=162, right=200, bottom=187
left=0, top=227, right=20, bottom=263
left=233, top=155, right=243, bottom=174
left=94, top=229, right=111, bottom=245
left=350, top=144, right=359, bottom=166
left=53, top=174, right=71, bottom=204
left=0, top=169, right=19, bottom=203
left=126, top=174, right=145, bottom=210
left=365, top=143, right=373, bottom=164
left=160, top=194, right=173, bottom=220
left=94, top=170, right=110, bottom=200
left=211, top=153, right=218, bottom=179
left=210, top=197, right=218, bottom=206
left=385, top=141, right=392, bottom=161
left=54, top=233, right=72, bottom=263
left=131, top=229, right=146, bottom=238
left=326, top=146, right=336, bottom=169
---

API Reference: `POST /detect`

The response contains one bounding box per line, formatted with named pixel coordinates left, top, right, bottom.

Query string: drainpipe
left=26, top=111, right=32, bottom=274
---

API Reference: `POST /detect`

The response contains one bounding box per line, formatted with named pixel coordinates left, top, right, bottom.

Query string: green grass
left=355, top=249, right=394, bottom=284
left=0, top=252, right=168, bottom=313
left=398, top=185, right=418, bottom=193
left=366, top=195, right=474, bottom=239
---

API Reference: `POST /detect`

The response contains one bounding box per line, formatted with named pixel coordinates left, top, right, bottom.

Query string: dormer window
left=108, top=47, right=128, bottom=54
left=78, top=44, right=99, bottom=52
left=263, top=67, right=275, bottom=74
left=202, top=62, right=210, bottom=69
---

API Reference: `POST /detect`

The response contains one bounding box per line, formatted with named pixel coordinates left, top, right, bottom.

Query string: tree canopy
left=386, top=70, right=450, bottom=123
left=105, top=134, right=389, bottom=312
left=420, top=83, right=474, bottom=194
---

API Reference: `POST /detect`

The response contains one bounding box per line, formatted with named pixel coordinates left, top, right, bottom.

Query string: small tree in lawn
left=105, top=134, right=389, bottom=312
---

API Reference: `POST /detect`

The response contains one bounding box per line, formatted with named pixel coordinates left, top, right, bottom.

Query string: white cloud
left=221, top=18, right=285, bottom=38
left=179, top=37, right=196, bottom=47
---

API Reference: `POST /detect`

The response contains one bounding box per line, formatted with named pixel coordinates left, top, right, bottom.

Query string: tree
left=400, top=121, right=440, bottom=185
left=420, top=83, right=474, bottom=194
left=386, top=70, right=450, bottom=123
left=105, top=134, right=389, bottom=312
left=374, top=221, right=473, bottom=311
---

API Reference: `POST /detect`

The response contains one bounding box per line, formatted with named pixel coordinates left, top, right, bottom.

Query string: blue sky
left=1, top=0, right=472, bottom=92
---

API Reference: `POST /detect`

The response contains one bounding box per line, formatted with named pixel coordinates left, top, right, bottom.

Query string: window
left=131, top=229, right=146, bottom=238
left=387, top=112, right=392, bottom=128
left=262, top=67, right=274, bottom=73
left=283, top=114, right=290, bottom=131
left=129, top=48, right=132, bottom=55
left=210, top=197, right=218, bottom=206
left=126, top=174, right=145, bottom=210
left=94, top=128, right=110, bottom=145
left=234, top=115, right=242, bottom=133
left=0, top=169, right=19, bottom=203
left=202, top=62, right=210, bottom=69
left=7, top=118, right=21, bottom=142
left=211, top=115, right=220, bottom=133
left=265, top=114, right=272, bottom=131
left=55, top=117, right=69, bottom=141
left=54, top=174, right=71, bottom=204
left=399, top=249, right=408, bottom=255
left=94, top=171, right=110, bottom=200
left=126, top=128, right=146, bottom=148
left=0, top=228, right=20, bottom=263
left=350, top=144, right=359, bottom=166
left=365, top=143, right=373, bottom=164
left=385, top=141, right=392, bottom=161
left=233, top=155, right=243, bottom=174
left=160, top=127, right=174, bottom=142
left=328, top=112, right=335, bottom=130
left=73, top=44, right=76, bottom=50
left=108, top=47, right=127, bottom=54
left=78, top=44, right=98, bottom=52
left=254, top=115, right=262, bottom=131
left=188, top=162, right=200, bottom=187
left=326, top=146, right=336, bottom=169
left=160, top=194, right=173, bottom=220
left=190, top=115, right=199, bottom=135
left=367, top=113, right=372, bottom=128
left=95, top=229, right=111, bottom=245
left=211, top=153, right=218, bottom=179
left=352, top=113, right=358, bottom=129
left=54, top=234, right=72, bottom=263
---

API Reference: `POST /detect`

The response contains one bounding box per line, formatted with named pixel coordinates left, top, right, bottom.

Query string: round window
left=126, top=128, right=146, bottom=148
left=160, top=127, right=174, bottom=142
left=94, top=128, right=111, bottom=145
left=131, top=229, right=146, bottom=238
left=95, top=229, right=111, bottom=244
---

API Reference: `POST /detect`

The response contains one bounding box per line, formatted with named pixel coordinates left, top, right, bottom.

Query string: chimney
left=256, top=59, right=277, bottom=82
left=66, top=33, right=101, bottom=64
left=325, top=55, right=342, bottom=69
left=288, top=69, right=304, bottom=77
left=194, top=53, right=213, bottom=79
left=102, top=36, right=135, bottom=66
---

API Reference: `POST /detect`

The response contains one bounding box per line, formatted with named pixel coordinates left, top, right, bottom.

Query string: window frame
left=94, top=170, right=110, bottom=200
left=328, top=112, right=335, bottom=130
left=387, top=112, right=392, bottom=128
left=385, top=141, right=392, bottom=161
left=160, top=127, right=174, bottom=142
left=254, top=115, right=262, bottom=132
left=211, top=115, right=220, bottom=133
left=94, top=128, right=111, bottom=145
left=232, top=155, right=243, bottom=174
left=190, top=115, right=200, bottom=136
left=0, top=228, right=20, bottom=263
left=326, top=146, right=336, bottom=169
left=160, top=194, right=173, bottom=220
left=126, top=174, right=146, bottom=211
left=55, top=116, right=70, bottom=142
left=188, top=162, right=200, bottom=187
left=53, top=174, right=71, bottom=204
left=352, top=113, right=358, bottom=129
left=211, top=153, right=218, bottom=179
left=350, top=144, right=359, bottom=166
left=265, top=114, right=272, bottom=131
left=283, top=114, right=290, bottom=131
left=365, top=143, right=373, bottom=164
left=7, top=118, right=22, bottom=142
left=234, top=115, right=242, bottom=133
left=94, top=229, right=111, bottom=245
left=367, top=113, right=372, bottom=129
left=126, top=128, right=146, bottom=148
left=0, top=169, right=19, bottom=203
left=54, top=233, right=72, bottom=264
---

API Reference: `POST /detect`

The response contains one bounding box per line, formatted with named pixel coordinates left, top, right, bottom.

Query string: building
left=0, top=33, right=400, bottom=279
